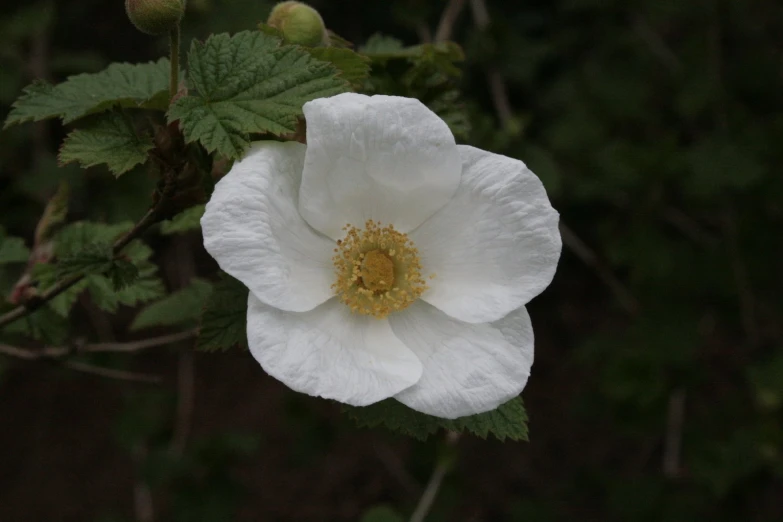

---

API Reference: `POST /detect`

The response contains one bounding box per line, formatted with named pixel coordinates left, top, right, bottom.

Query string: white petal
left=247, top=294, right=423, bottom=406
left=413, top=145, right=562, bottom=323
left=201, top=141, right=335, bottom=312
left=298, top=93, right=461, bottom=239
left=389, top=302, right=534, bottom=419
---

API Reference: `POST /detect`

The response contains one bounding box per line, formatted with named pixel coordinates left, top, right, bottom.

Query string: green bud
left=125, top=0, right=185, bottom=35
left=267, top=1, right=328, bottom=47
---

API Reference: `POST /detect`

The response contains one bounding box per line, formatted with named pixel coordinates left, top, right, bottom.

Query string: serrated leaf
left=197, top=273, right=248, bottom=352
left=344, top=397, right=528, bottom=441
left=59, top=112, right=154, bottom=176
left=4, top=58, right=171, bottom=127
left=169, top=31, right=349, bottom=159
left=0, top=233, right=30, bottom=264
left=87, top=263, right=165, bottom=313
left=132, top=278, right=213, bottom=331
left=55, top=243, right=113, bottom=279
left=55, top=221, right=134, bottom=257
left=107, top=258, right=140, bottom=291
left=160, top=204, right=205, bottom=235
left=305, top=47, right=371, bottom=87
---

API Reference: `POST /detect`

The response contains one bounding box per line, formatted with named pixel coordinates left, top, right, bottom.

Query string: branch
left=434, top=0, right=467, bottom=42
left=63, top=361, right=162, bottom=384
left=0, top=329, right=197, bottom=360
left=468, top=0, right=513, bottom=128
left=0, top=186, right=174, bottom=329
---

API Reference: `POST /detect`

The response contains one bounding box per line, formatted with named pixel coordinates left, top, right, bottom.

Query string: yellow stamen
left=332, top=219, right=427, bottom=318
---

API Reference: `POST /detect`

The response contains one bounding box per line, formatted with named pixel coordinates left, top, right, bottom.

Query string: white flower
left=201, top=93, right=561, bottom=419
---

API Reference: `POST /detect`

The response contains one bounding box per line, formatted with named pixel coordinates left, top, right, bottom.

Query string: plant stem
left=0, top=184, right=174, bottom=330
left=169, top=24, right=180, bottom=100
left=409, top=432, right=459, bottom=522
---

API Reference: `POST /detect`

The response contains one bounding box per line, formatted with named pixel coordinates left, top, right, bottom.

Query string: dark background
left=1, top=0, right=782, bottom=520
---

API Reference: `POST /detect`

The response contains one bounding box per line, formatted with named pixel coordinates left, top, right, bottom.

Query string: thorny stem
left=169, top=24, right=180, bottom=100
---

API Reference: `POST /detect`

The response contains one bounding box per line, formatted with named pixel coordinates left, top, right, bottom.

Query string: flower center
left=332, top=219, right=428, bottom=318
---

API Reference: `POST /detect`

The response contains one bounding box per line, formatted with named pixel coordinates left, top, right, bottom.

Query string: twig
left=468, top=0, right=513, bottom=128
left=560, top=222, right=640, bottom=316
left=63, top=361, right=161, bottom=384
left=0, top=329, right=197, bottom=360
left=434, top=0, right=467, bottom=42
left=663, top=389, right=686, bottom=478
left=0, top=187, right=173, bottom=329
left=409, top=432, right=459, bottom=522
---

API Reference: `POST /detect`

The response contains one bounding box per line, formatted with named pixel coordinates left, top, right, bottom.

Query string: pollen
left=332, top=219, right=427, bottom=318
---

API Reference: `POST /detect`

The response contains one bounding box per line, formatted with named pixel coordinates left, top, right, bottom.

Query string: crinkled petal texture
left=412, top=145, right=562, bottom=324
left=298, top=93, right=462, bottom=239
left=389, top=302, right=534, bottom=419
left=247, top=294, right=423, bottom=406
left=201, top=141, right=335, bottom=312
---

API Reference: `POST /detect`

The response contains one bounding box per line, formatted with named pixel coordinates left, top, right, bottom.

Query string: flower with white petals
left=201, top=93, right=561, bottom=419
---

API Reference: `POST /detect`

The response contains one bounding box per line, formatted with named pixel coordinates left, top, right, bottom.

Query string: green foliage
left=305, top=47, right=371, bottom=87
left=160, top=204, right=206, bottom=235
left=4, top=58, right=172, bottom=126
left=32, top=221, right=165, bottom=316
left=131, top=278, right=213, bottom=331
left=197, top=273, right=248, bottom=352
left=58, top=112, right=154, bottom=176
left=344, top=397, right=528, bottom=441
left=54, top=242, right=114, bottom=279
left=0, top=230, right=29, bottom=264
left=2, top=305, right=69, bottom=344
left=169, top=30, right=350, bottom=159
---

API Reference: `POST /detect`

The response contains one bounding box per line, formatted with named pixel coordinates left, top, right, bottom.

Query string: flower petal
left=247, top=294, right=423, bottom=406
left=389, top=302, right=534, bottom=419
left=298, top=93, right=461, bottom=239
left=201, top=141, right=335, bottom=312
left=413, top=145, right=562, bottom=323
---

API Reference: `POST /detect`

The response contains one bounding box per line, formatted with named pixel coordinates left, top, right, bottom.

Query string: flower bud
left=267, top=1, right=328, bottom=47
left=125, top=0, right=185, bottom=35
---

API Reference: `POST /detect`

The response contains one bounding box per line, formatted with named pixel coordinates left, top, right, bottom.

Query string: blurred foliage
left=0, top=0, right=781, bottom=521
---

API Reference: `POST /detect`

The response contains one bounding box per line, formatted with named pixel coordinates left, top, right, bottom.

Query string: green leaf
left=197, top=273, right=248, bottom=352
left=160, top=204, right=205, bottom=235
left=344, top=397, right=528, bottom=441
left=59, top=112, right=154, bottom=176
left=36, top=222, right=162, bottom=316
left=132, top=278, right=213, bottom=331
left=0, top=232, right=29, bottom=264
left=55, top=221, right=133, bottom=257
left=55, top=243, right=113, bottom=279
left=107, top=258, right=140, bottom=291
left=305, top=47, right=371, bottom=87
left=4, top=58, right=171, bottom=127
left=169, top=31, right=349, bottom=159
left=87, top=263, right=165, bottom=313
left=360, top=34, right=405, bottom=54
